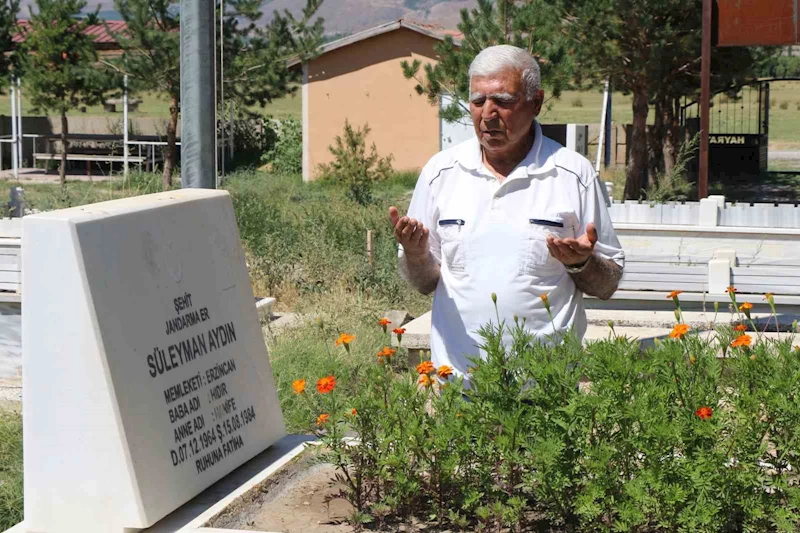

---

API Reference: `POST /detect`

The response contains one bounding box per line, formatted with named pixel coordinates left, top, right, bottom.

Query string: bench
left=34, top=153, right=149, bottom=176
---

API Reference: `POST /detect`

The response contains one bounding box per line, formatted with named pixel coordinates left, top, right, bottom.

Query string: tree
left=408, top=0, right=773, bottom=200
left=112, top=0, right=324, bottom=188
left=402, top=0, right=576, bottom=126
left=111, top=0, right=180, bottom=189
left=0, top=0, right=20, bottom=92
left=22, top=0, right=115, bottom=189
left=559, top=0, right=772, bottom=198
left=220, top=0, right=325, bottom=110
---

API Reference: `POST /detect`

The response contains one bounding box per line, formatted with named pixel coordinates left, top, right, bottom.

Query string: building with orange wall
left=293, top=20, right=461, bottom=182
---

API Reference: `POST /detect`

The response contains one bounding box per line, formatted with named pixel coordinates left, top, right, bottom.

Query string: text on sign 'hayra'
left=147, top=322, right=237, bottom=378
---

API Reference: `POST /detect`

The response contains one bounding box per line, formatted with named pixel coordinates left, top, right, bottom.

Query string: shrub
left=294, top=292, right=800, bottom=531
left=571, top=97, right=584, bottom=107
left=318, top=120, right=393, bottom=206
left=261, top=118, right=302, bottom=175
left=644, top=133, right=699, bottom=202
left=780, top=100, right=790, bottom=110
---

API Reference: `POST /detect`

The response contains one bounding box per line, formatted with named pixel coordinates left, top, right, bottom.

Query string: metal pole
left=229, top=100, right=234, bottom=160
left=123, top=74, right=129, bottom=182
left=219, top=0, right=224, bottom=180
left=10, top=80, right=18, bottom=179
left=595, top=78, right=610, bottom=173
left=699, top=0, right=711, bottom=199
left=16, top=77, right=22, bottom=166
left=604, top=89, right=612, bottom=167
left=180, top=0, right=216, bottom=188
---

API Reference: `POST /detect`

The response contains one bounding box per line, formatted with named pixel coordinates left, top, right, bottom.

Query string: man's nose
left=482, top=99, right=498, bottom=120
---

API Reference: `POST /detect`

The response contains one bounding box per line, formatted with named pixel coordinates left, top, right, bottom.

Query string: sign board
left=21, top=189, right=285, bottom=533
left=717, top=0, right=798, bottom=46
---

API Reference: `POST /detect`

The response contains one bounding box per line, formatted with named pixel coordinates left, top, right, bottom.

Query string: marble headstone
left=21, top=189, right=285, bottom=533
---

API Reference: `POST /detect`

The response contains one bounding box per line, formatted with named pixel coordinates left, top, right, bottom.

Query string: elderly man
left=389, top=45, right=624, bottom=377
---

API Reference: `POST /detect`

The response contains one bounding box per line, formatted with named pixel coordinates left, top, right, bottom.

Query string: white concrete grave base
left=14, top=189, right=286, bottom=533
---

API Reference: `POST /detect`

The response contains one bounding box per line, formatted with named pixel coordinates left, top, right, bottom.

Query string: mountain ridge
left=16, top=0, right=477, bottom=35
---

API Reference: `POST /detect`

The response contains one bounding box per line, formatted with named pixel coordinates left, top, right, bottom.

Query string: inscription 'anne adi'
left=147, top=322, right=237, bottom=378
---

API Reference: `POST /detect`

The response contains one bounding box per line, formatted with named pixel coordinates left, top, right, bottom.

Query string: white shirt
left=400, top=121, right=624, bottom=379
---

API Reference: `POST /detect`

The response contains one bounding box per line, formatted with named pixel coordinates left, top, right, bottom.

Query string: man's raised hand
left=546, top=222, right=598, bottom=267
left=389, top=206, right=429, bottom=258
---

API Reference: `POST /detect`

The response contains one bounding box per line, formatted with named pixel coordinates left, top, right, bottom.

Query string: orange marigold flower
left=695, top=406, right=713, bottom=420
left=436, top=365, right=454, bottom=379
left=335, top=333, right=355, bottom=347
left=292, top=379, right=306, bottom=394
left=350, top=408, right=357, bottom=416
left=418, top=374, right=432, bottom=388
left=734, top=324, right=747, bottom=332
left=731, top=335, right=752, bottom=348
left=670, top=323, right=690, bottom=339
left=316, top=375, right=337, bottom=394
left=739, top=302, right=753, bottom=312
left=377, top=347, right=396, bottom=359
left=667, top=290, right=683, bottom=299
left=393, top=328, right=406, bottom=335
left=726, top=286, right=737, bottom=294
left=378, top=318, right=391, bottom=327
left=316, top=413, right=330, bottom=426
left=416, top=360, right=435, bottom=375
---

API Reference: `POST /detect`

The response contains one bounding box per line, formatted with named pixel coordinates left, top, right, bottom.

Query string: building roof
left=13, top=20, right=128, bottom=47
left=288, top=18, right=461, bottom=67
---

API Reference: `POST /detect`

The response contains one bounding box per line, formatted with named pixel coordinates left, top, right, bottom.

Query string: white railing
left=609, top=195, right=800, bottom=229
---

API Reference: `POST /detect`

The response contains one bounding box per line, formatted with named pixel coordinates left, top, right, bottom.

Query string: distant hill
left=17, top=0, right=476, bottom=34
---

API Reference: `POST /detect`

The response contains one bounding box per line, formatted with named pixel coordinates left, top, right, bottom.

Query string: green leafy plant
left=261, top=118, right=301, bottom=175
left=295, top=291, right=800, bottom=531
left=317, top=120, right=393, bottom=206
left=643, top=133, right=700, bottom=203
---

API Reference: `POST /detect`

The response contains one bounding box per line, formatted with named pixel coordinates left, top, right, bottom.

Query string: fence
left=608, top=195, right=800, bottom=228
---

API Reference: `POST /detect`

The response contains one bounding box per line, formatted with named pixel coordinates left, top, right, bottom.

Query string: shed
left=292, top=19, right=461, bottom=181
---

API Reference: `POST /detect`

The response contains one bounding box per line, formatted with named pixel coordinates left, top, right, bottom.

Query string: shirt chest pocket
left=437, top=218, right=467, bottom=274
left=520, top=212, right=577, bottom=275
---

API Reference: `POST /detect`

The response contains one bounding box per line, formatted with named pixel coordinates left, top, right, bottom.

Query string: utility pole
left=180, top=0, right=216, bottom=188
left=699, top=0, right=711, bottom=199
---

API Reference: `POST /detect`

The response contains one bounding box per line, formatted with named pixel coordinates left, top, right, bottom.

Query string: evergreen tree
left=22, top=0, right=115, bottom=189
left=111, top=0, right=180, bottom=189
left=221, top=0, right=325, bottom=110
left=560, top=0, right=772, bottom=199
left=401, top=0, right=575, bottom=125
left=113, top=0, right=324, bottom=187
left=407, top=0, right=774, bottom=199
left=0, top=0, right=20, bottom=92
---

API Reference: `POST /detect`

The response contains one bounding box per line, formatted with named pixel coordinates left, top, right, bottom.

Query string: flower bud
left=491, top=292, right=497, bottom=304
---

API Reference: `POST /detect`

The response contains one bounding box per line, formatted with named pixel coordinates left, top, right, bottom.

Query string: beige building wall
left=304, top=28, right=442, bottom=180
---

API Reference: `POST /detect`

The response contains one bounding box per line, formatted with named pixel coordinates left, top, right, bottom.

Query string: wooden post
left=699, top=0, right=712, bottom=199
left=366, top=230, right=374, bottom=266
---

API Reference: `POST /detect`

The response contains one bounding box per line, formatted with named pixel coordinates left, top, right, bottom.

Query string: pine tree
left=0, top=0, right=20, bottom=92
left=111, top=0, right=180, bottom=189
left=407, top=0, right=773, bottom=200
left=401, top=0, right=575, bottom=125
left=21, top=0, right=115, bottom=189
left=221, top=0, right=325, bottom=109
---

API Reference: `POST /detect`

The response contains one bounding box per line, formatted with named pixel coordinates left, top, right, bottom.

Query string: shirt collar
left=456, top=120, right=554, bottom=177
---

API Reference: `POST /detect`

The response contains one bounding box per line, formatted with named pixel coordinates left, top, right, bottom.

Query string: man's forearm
left=569, top=254, right=623, bottom=300
left=399, top=252, right=441, bottom=295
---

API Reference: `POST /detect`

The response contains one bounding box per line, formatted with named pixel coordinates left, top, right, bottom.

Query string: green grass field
left=3, top=79, right=800, bottom=146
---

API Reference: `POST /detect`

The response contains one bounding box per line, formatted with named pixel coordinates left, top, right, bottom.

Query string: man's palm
left=389, top=206, right=429, bottom=257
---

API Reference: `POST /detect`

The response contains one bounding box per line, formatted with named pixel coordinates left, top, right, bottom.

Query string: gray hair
left=468, top=45, right=541, bottom=101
